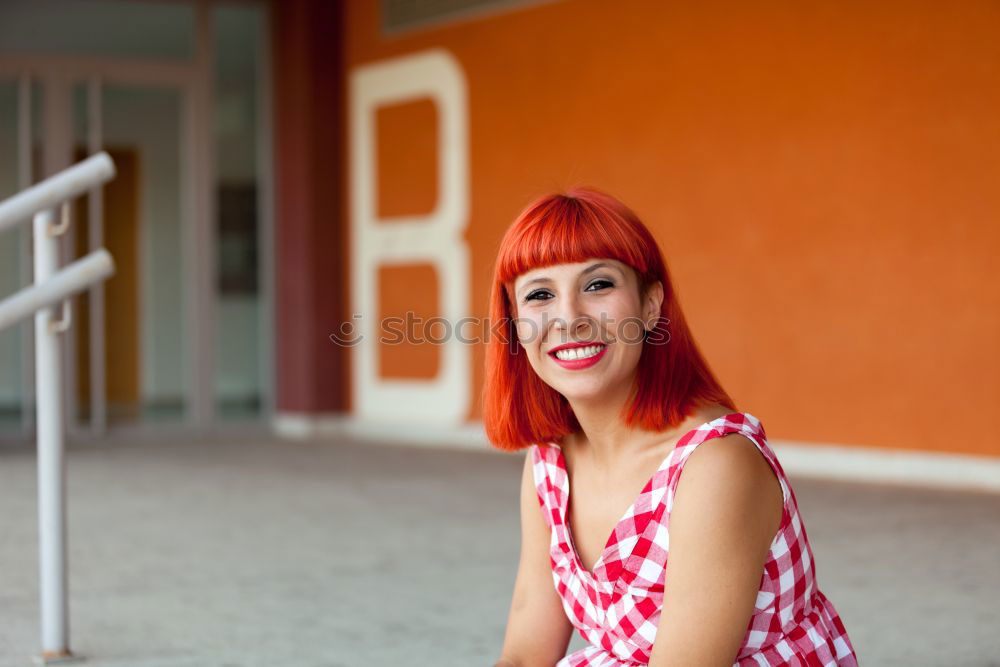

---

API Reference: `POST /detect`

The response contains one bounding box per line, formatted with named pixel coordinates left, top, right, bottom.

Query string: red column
left=271, top=0, right=350, bottom=414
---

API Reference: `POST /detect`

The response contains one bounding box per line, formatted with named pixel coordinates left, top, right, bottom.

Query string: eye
left=586, top=279, right=614, bottom=291
left=524, top=279, right=613, bottom=302
left=524, top=290, right=552, bottom=302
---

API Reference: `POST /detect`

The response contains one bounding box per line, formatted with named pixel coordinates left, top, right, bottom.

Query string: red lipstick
left=547, top=342, right=608, bottom=371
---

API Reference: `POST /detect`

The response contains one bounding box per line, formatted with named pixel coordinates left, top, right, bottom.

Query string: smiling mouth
left=549, top=344, right=607, bottom=361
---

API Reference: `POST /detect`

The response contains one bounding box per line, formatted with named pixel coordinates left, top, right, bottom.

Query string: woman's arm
left=648, top=434, right=784, bottom=667
left=495, top=452, right=574, bottom=666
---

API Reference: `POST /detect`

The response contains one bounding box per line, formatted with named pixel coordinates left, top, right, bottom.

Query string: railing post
left=0, top=150, right=113, bottom=665
left=32, top=206, right=75, bottom=663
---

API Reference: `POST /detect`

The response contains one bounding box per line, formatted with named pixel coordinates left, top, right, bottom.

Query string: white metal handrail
left=0, top=249, right=114, bottom=331
left=0, top=152, right=118, bottom=665
left=0, top=152, right=115, bottom=235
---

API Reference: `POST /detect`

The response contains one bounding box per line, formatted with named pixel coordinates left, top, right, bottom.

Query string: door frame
left=0, top=0, right=275, bottom=439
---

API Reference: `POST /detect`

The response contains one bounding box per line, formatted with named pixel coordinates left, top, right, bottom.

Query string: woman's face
left=511, top=258, right=663, bottom=403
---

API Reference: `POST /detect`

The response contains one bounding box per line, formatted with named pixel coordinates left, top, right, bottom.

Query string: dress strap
left=528, top=443, right=566, bottom=531
left=664, top=412, right=791, bottom=515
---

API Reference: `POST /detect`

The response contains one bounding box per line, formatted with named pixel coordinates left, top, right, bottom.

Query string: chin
left=551, top=379, right=613, bottom=402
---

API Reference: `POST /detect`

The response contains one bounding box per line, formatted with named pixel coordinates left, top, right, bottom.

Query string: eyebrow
left=517, top=262, right=619, bottom=296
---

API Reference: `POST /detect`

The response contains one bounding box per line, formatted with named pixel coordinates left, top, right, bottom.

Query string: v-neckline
left=550, top=412, right=743, bottom=579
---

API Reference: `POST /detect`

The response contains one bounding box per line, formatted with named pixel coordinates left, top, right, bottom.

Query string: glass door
left=0, top=74, right=195, bottom=437
left=0, top=78, right=32, bottom=436
left=68, top=81, right=190, bottom=429
left=0, top=0, right=271, bottom=440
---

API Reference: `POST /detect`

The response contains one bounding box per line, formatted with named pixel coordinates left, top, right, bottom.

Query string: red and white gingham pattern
left=529, top=411, right=859, bottom=666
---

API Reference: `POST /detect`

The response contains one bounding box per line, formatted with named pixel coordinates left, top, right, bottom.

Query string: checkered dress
left=529, top=411, right=859, bottom=666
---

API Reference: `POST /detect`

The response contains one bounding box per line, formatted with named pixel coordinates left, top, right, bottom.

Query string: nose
left=547, top=290, right=594, bottom=344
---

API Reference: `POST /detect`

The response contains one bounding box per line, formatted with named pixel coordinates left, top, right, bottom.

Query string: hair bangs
left=495, top=192, right=653, bottom=292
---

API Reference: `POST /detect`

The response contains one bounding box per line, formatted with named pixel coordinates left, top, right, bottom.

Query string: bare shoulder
left=685, top=433, right=776, bottom=485
left=673, top=433, right=784, bottom=540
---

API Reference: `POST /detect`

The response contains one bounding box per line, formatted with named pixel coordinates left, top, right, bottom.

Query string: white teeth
left=553, top=345, right=604, bottom=361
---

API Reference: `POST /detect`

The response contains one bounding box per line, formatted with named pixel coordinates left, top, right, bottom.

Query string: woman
left=484, top=187, right=858, bottom=666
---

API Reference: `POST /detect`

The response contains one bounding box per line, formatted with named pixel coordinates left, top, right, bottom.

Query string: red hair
left=481, top=186, right=737, bottom=452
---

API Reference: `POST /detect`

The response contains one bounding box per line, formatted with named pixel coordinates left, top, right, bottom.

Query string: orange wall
left=345, top=0, right=1000, bottom=457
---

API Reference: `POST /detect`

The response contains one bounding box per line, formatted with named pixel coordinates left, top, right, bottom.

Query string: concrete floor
left=1, top=429, right=998, bottom=667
